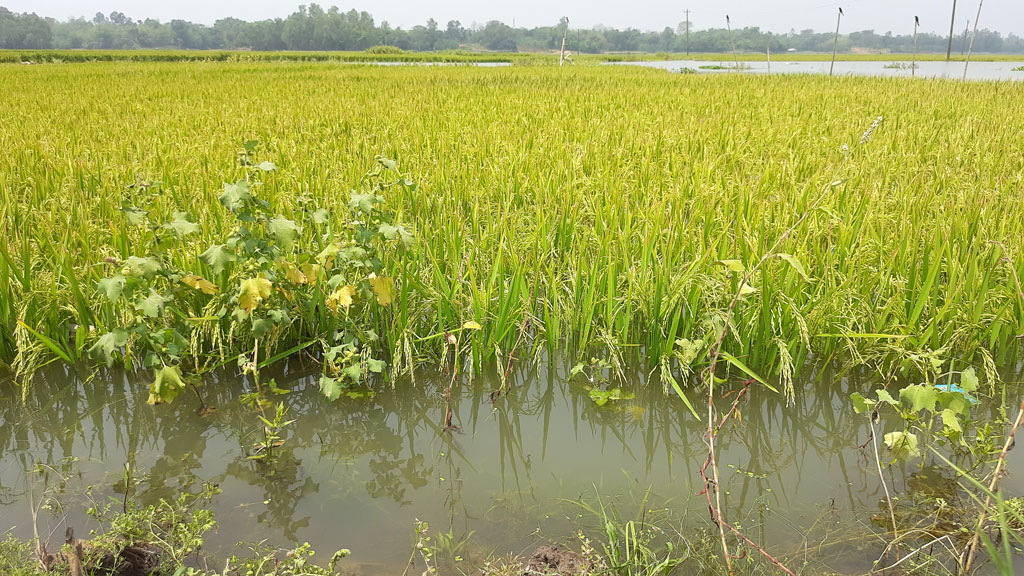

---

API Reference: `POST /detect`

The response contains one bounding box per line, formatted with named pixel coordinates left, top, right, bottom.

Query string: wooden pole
left=913, top=16, right=919, bottom=77
left=963, top=1, right=983, bottom=81
left=947, top=0, right=957, bottom=61
left=766, top=44, right=771, bottom=74
left=726, top=15, right=738, bottom=69
left=830, top=8, right=843, bottom=77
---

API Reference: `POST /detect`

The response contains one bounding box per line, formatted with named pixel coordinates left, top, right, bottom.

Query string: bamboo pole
left=726, top=15, right=738, bottom=69
left=830, top=8, right=843, bottom=77
left=963, top=1, right=983, bottom=81
left=912, top=17, right=919, bottom=77
left=947, top=0, right=958, bottom=61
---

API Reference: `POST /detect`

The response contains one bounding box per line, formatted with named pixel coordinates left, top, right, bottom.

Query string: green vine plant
left=88, top=142, right=416, bottom=417
left=850, top=366, right=984, bottom=465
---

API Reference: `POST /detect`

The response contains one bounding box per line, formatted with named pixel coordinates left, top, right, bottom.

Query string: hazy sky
left=8, top=0, right=1023, bottom=35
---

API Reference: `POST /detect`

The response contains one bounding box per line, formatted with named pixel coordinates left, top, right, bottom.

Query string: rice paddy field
left=2, top=62, right=1024, bottom=382
left=3, top=60, right=1024, bottom=574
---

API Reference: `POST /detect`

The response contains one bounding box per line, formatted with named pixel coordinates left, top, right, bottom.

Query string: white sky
left=9, top=0, right=1023, bottom=35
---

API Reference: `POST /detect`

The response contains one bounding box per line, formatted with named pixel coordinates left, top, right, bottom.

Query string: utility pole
left=726, top=15, right=738, bottom=69
left=559, top=17, right=571, bottom=66
left=685, top=9, right=690, bottom=55
left=946, top=0, right=957, bottom=61
left=913, top=16, right=919, bottom=77
left=830, top=7, right=843, bottom=77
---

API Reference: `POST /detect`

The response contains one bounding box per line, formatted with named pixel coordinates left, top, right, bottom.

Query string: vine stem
left=962, top=399, right=1024, bottom=572
left=869, top=417, right=900, bottom=561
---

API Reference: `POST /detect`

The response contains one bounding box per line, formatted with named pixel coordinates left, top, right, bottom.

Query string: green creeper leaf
left=251, top=318, right=275, bottom=338
left=960, top=367, right=979, bottom=393
left=258, top=161, right=277, bottom=171
left=123, top=205, right=148, bottom=226
left=135, top=289, right=168, bottom=318
left=938, top=391, right=971, bottom=417
left=320, top=376, right=342, bottom=401
left=342, top=364, right=362, bottom=383
left=88, top=328, right=130, bottom=366
left=238, top=277, right=272, bottom=313
left=941, top=409, right=963, bottom=435
left=367, top=358, right=385, bottom=373
left=219, top=180, right=252, bottom=213
left=164, top=211, right=200, bottom=238
left=850, top=392, right=876, bottom=414
left=884, top=431, right=920, bottom=461
left=349, top=191, right=382, bottom=214
left=380, top=223, right=416, bottom=249
left=121, top=256, right=162, bottom=280
left=312, top=208, right=329, bottom=224
left=876, top=389, right=900, bottom=406
left=268, top=215, right=300, bottom=250
left=147, top=365, right=186, bottom=405
left=97, top=275, right=127, bottom=303
left=774, top=253, right=810, bottom=281
left=200, top=244, right=237, bottom=274
left=378, top=157, right=397, bottom=171
left=738, top=282, right=758, bottom=297
left=268, top=308, right=291, bottom=324
left=899, top=384, right=938, bottom=414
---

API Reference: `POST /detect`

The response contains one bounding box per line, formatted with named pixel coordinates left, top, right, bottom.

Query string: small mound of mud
left=523, top=544, right=592, bottom=576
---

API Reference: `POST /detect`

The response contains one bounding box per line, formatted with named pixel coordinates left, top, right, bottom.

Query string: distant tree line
left=2, top=5, right=1023, bottom=53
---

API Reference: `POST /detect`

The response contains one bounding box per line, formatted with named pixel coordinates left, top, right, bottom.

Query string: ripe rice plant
left=1, top=62, right=1023, bottom=393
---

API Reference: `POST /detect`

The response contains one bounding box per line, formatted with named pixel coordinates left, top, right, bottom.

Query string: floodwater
left=1, top=360, right=1022, bottom=574
left=615, top=59, right=1024, bottom=81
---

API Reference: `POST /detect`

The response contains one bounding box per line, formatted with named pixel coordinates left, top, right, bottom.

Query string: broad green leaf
left=200, top=244, right=237, bottom=274
left=252, top=318, right=275, bottom=338
left=884, top=431, right=920, bottom=461
left=219, top=180, right=252, bottom=213
left=367, top=358, right=385, bottom=373
left=181, top=274, right=218, bottom=295
left=717, top=259, right=745, bottom=272
left=268, top=215, right=300, bottom=250
left=899, top=384, right=938, bottom=414
left=378, top=157, right=397, bottom=171
left=238, top=277, right=272, bottom=313
left=774, top=253, right=810, bottom=281
left=320, top=376, right=342, bottom=401
left=147, top=365, right=186, bottom=405
left=850, top=392, right=876, bottom=414
left=941, top=409, right=963, bottom=435
left=97, top=275, right=127, bottom=302
left=349, top=191, right=382, bottom=214
left=123, top=205, right=148, bottom=226
left=268, top=309, right=290, bottom=324
left=342, top=364, right=362, bottom=383
left=738, top=282, right=758, bottom=296
left=876, top=389, right=900, bottom=406
left=938, top=391, right=971, bottom=417
left=960, top=367, right=979, bottom=393
left=258, top=161, right=276, bottom=171
left=121, top=256, right=162, bottom=279
left=369, top=276, right=395, bottom=307
left=88, top=328, right=130, bottom=366
left=164, top=212, right=200, bottom=238
left=135, top=289, right=168, bottom=318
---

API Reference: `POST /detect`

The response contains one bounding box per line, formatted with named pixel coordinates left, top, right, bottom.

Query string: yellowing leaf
left=370, top=276, right=395, bottom=307
left=285, top=263, right=308, bottom=285
left=238, top=277, right=272, bottom=313
left=327, top=285, right=356, bottom=312
left=300, top=262, right=321, bottom=284
left=462, top=321, right=483, bottom=331
left=717, top=259, right=745, bottom=272
left=181, top=274, right=219, bottom=295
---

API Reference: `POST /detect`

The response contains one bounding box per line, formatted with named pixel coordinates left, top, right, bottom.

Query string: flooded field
left=3, top=360, right=1022, bottom=574
left=616, top=59, right=1024, bottom=80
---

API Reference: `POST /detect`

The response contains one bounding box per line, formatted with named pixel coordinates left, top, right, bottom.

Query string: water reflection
left=0, top=361, right=1022, bottom=573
